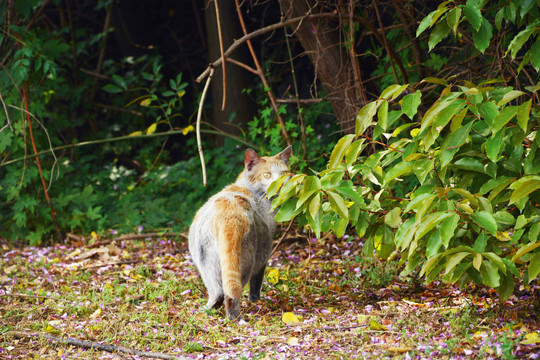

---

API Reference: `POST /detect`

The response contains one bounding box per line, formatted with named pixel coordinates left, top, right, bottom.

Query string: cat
left=188, top=146, right=292, bottom=320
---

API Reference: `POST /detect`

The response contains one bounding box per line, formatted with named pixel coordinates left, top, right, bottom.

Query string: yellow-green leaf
left=145, top=123, right=157, bottom=135
left=267, top=268, right=279, bottom=284
left=282, top=312, right=300, bottom=324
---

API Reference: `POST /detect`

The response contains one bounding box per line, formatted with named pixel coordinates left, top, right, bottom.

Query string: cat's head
left=240, top=146, right=292, bottom=193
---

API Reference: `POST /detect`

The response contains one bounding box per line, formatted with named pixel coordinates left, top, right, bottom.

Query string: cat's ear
left=245, top=148, right=261, bottom=171
left=277, top=145, right=293, bottom=165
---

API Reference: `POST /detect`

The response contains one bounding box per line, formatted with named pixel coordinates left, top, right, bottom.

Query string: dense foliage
left=271, top=0, right=540, bottom=298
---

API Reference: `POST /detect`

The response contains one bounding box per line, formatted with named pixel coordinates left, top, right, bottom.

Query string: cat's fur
left=188, top=146, right=292, bottom=320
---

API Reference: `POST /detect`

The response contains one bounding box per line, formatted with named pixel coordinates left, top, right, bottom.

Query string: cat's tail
left=212, top=196, right=250, bottom=300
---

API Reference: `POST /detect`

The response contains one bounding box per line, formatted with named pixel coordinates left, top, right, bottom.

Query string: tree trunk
left=203, top=0, right=255, bottom=145
left=279, top=0, right=365, bottom=133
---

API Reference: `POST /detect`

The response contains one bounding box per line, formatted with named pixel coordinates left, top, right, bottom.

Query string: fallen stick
left=14, top=332, right=187, bottom=360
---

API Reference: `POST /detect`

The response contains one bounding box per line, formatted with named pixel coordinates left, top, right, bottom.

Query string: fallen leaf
left=267, top=268, right=279, bottom=284
left=388, top=346, right=413, bottom=353
left=90, top=308, right=101, bottom=319
left=183, top=342, right=204, bottom=353
left=287, top=337, right=299, bottom=346
left=520, top=332, right=540, bottom=345
left=369, top=319, right=388, bottom=331
left=282, top=312, right=300, bottom=324
left=44, top=325, right=60, bottom=335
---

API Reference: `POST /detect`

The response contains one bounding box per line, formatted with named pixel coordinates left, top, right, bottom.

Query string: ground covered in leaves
left=1, top=231, right=540, bottom=359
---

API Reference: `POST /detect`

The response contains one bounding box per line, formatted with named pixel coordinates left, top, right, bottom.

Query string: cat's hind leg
left=248, top=266, right=266, bottom=302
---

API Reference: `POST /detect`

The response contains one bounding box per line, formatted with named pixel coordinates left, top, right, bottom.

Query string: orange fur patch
left=225, top=185, right=252, bottom=197
left=212, top=197, right=251, bottom=299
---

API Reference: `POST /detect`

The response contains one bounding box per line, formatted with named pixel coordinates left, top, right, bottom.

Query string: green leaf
left=528, top=253, right=540, bottom=283
left=497, top=90, right=525, bottom=106
left=267, top=174, right=289, bottom=198
left=402, top=91, right=422, bottom=119
left=416, top=212, right=453, bottom=242
left=428, top=20, right=451, bottom=51
left=356, top=102, right=378, bottom=136
left=485, top=128, right=505, bottom=163
left=506, top=24, right=536, bottom=59
left=380, top=84, right=408, bottom=100
left=275, top=198, right=299, bottom=222
left=517, top=99, right=532, bottom=132
left=383, top=162, right=413, bottom=185
left=483, top=252, right=507, bottom=275
left=509, top=178, right=540, bottom=204
left=477, top=101, right=499, bottom=127
left=497, top=273, right=514, bottom=301
left=417, top=7, right=449, bottom=37
left=480, top=260, right=500, bottom=288
left=112, top=74, right=127, bottom=90
left=384, top=207, right=402, bottom=228
left=427, top=230, right=443, bottom=258
left=497, top=90, right=526, bottom=107
left=530, top=39, right=540, bottom=72
left=377, top=100, right=388, bottom=130
left=440, top=121, right=473, bottom=168
left=422, top=77, right=449, bottom=86
left=473, top=232, right=487, bottom=253
left=479, top=176, right=514, bottom=195
left=335, top=186, right=366, bottom=208
left=413, top=158, right=434, bottom=184
left=102, top=84, right=123, bottom=93
left=491, top=106, right=518, bottom=134
left=328, top=134, right=355, bottom=169
left=520, top=0, right=537, bottom=18
left=463, top=4, right=482, bottom=31
left=374, top=225, right=395, bottom=259
left=309, top=193, right=321, bottom=220
left=447, top=7, right=462, bottom=35
left=445, top=251, right=472, bottom=274
left=420, top=92, right=461, bottom=135
left=440, top=213, right=460, bottom=247
left=512, top=242, right=540, bottom=263
left=327, top=191, right=349, bottom=221
left=453, top=157, right=486, bottom=173
left=395, top=218, right=415, bottom=249
left=345, top=140, right=366, bottom=167
left=495, top=8, right=504, bottom=31
left=296, top=177, right=321, bottom=210
left=472, top=18, right=492, bottom=54
left=472, top=211, right=497, bottom=234
left=405, top=193, right=437, bottom=213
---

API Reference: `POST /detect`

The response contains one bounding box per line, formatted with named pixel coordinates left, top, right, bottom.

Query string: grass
left=0, top=233, right=539, bottom=359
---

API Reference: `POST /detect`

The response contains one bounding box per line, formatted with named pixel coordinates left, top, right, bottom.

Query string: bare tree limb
left=196, top=13, right=338, bottom=83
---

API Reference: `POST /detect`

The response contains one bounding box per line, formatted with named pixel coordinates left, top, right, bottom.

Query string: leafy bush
left=270, top=0, right=540, bottom=297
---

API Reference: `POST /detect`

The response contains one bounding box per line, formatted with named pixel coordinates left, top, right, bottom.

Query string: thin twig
left=0, top=127, right=254, bottom=168
left=89, top=3, right=112, bottom=101
left=226, top=57, right=258, bottom=75
left=373, top=0, right=400, bottom=84
left=234, top=0, right=291, bottom=145
left=213, top=0, right=227, bottom=110
left=271, top=219, right=296, bottom=256
left=82, top=259, right=141, bottom=270
left=0, top=293, right=68, bottom=302
left=196, top=67, right=214, bottom=186
left=12, top=332, right=185, bottom=360
left=20, top=83, right=62, bottom=242
left=0, top=91, right=13, bottom=132
left=196, top=13, right=338, bottom=83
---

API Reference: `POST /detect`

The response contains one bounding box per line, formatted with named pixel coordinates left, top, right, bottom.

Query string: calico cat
left=188, top=146, right=292, bottom=320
